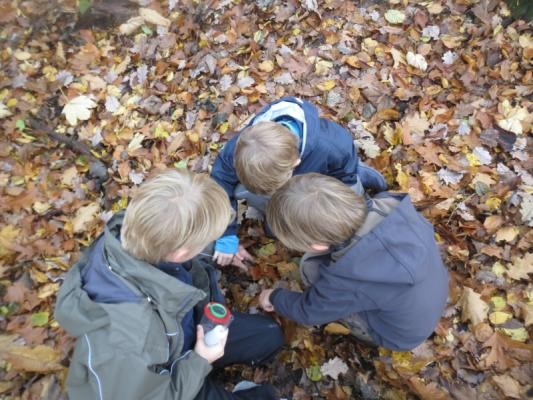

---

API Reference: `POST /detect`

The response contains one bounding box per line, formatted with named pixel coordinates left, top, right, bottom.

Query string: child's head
left=266, top=173, right=368, bottom=253
left=121, top=169, right=232, bottom=264
left=234, top=121, right=300, bottom=195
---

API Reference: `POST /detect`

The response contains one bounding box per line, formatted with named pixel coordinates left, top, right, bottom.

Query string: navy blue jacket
left=270, top=193, right=449, bottom=351
left=211, top=97, right=360, bottom=236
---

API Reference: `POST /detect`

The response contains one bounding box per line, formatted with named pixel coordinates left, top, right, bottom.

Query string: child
left=258, top=173, right=448, bottom=351
left=210, top=97, right=387, bottom=269
left=55, top=170, right=284, bottom=400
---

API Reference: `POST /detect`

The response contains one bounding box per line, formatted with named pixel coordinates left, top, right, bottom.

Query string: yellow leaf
left=395, top=163, right=409, bottom=191
left=485, top=197, right=502, bottom=210
left=14, top=50, right=31, bottom=61
left=32, top=201, right=51, bottom=215
left=499, top=327, right=528, bottom=342
left=72, top=203, right=100, bottom=233
left=489, top=311, right=512, bottom=325
left=218, top=122, right=229, bottom=134
left=258, top=60, right=274, bottom=72
left=314, top=58, right=333, bottom=75
left=154, top=122, right=170, bottom=139
left=491, top=296, right=507, bottom=311
left=324, top=323, right=351, bottom=335
left=38, top=283, right=60, bottom=299
left=0, top=225, right=20, bottom=257
left=315, top=80, right=336, bottom=91
left=492, top=261, right=506, bottom=277
left=6, top=98, right=17, bottom=108
left=42, top=66, right=58, bottom=82
left=495, top=226, right=519, bottom=243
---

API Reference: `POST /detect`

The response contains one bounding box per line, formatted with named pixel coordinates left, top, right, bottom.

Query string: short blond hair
left=121, top=169, right=232, bottom=264
left=234, top=121, right=299, bottom=195
left=266, top=173, right=368, bottom=252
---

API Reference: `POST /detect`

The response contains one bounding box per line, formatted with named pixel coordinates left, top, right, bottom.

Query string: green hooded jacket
left=55, top=213, right=211, bottom=400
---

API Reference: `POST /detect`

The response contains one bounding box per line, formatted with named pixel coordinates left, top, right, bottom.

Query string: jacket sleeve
left=210, top=138, right=239, bottom=236
left=74, top=345, right=212, bottom=400
left=320, top=119, right=359, bottom=186
left=269, top=272, right=377, bottom=325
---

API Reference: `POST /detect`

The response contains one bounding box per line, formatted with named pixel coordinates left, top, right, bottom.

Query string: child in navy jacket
left=210, top=97, right=387, bottom=268
left=259, top=173, right=448, bottom=351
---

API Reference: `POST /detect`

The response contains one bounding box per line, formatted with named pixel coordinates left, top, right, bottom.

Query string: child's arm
left=261, top=280, right=377, bottom=326
left=210, top=138, right=241, bottom=261
left=320, top=119, right=359, bottom=186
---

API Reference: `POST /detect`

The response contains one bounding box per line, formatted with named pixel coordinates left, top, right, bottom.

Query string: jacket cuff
left=215, top=235, right=239, bottom=254
left=187, top=350, right=213, bottom=377
left=269, top=288, right=285, bottom=309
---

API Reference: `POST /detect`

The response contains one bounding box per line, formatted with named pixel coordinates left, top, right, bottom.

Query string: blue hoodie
left=211, top=97, right=385, bottom=248
left=270, top=192, right=449, bottom=351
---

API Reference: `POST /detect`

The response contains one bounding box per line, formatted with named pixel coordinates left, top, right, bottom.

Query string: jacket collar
left=102, top=212, right=205, bottom=313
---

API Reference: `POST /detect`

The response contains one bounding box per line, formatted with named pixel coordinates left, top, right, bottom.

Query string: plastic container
left=200, top=302, right=233, bottom=347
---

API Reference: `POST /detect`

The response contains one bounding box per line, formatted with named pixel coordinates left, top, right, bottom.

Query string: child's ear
left=310, top=243, right=329, bottom=252
left=166, top=248, right=190, bottom=263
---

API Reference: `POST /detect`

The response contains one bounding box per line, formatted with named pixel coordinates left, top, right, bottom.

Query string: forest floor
left=0, top=0, right=531, bottom=399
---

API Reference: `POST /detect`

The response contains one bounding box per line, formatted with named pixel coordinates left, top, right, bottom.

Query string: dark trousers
left=194, top=312, right=285, bottom=400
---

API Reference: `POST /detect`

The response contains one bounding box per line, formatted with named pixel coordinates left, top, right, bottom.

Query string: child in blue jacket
left=259, top=173, right=448, bottom=351
left=210, top=97, right=387, bottom=268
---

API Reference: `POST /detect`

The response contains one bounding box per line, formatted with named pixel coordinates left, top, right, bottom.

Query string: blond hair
left=234, top=121, right=299, bottom=195
left=121, top=169, right=232, bottom=264
left=266, top=173, right=368, bottom=252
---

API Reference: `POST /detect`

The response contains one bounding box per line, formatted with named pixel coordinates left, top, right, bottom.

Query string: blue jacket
left=270, top=193, right=449, bottom=351
left=211, top=97, right=361, bottom=239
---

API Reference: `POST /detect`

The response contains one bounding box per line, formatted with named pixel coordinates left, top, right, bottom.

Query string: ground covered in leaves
left=0, top=0, right=532, bottom=398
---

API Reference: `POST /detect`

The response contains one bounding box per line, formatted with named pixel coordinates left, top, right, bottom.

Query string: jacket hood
left=250, top=96, right=321, bottom=160
left=333, top=193, right=434, bottom=285
left=55, top=212, right=205, bottom=337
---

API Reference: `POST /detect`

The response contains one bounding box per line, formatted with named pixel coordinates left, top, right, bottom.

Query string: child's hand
left=213, top=245, right=254, bottom=272
left=194, top=325, right=228, bottom=364
left=259, top=289, right=275, bottom=312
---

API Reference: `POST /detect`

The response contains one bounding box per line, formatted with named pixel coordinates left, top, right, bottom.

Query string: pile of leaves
left=0, top=0, right=531, bottom=398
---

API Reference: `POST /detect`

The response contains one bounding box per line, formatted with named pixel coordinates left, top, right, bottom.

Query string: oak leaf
left=460, top=287, right=489, bottom=325
left=62, top=95, right=97, bottom=126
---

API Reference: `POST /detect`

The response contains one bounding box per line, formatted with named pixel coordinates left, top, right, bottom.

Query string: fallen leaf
left=488, top=311, right=512, bottom=325
left=406, top=52, right=428, bottom=71
left=492, top=375, right=522, bottom=398
left=72, top=203, right=100, bottom=233
left=320, top=357, right=349, bottom=380
left=119, top=16, right=145, bottom=35
left=139, top=8, right=171, bottom=27
left=384, top=9, right=405, bottom=24
left=3, top=345, right=63, bottom=373
left=324, top=323, right=351, bottom=335
left=62, top=95, right=97, bottom=126
left=495, top=226, right=519, bottom=243
left=460, top=287, right=489, bottom=325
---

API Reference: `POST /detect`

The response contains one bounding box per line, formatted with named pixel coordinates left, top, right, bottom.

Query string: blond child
left=55, top=170, right=283, bottom=400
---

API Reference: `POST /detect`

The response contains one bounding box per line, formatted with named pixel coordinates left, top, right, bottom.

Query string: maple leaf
left=506, top=253, right=533, bottom=281
left=320, top=357, right=348, bottom=380
left=62, top=95, right=97, bottom=126
left=72, top=203, right=100, bottom=233
left=459, top=287, right=489, bottom=325
left=139, top=8, right=170, bottom=27
left=482, top=332, right=515, bottom=370
left=492, top=375, right=523, bottom=399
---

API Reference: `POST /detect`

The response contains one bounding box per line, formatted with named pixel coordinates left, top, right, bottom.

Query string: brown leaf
left=3, top=345, right=63, bottom=373
left=492, top=375, right=523, bottom=399
left=459, top=287, right=489, bottom=325
left=407, top=377, right=449, bottom=400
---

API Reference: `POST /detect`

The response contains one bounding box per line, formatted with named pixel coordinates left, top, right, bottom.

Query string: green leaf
left=174, top=160, right=188, bottom=169
left=78, top=0, right=91, bottom=15
left=15, top=119, right=25, bottom=131
left=305, top=365, right=322, bottom=382
left=141, top=25, right=153, bottom=36
left=31, top=311, right=49, bottom=327
left=257, top=242, right=276, bottom=257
